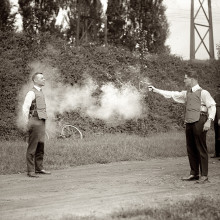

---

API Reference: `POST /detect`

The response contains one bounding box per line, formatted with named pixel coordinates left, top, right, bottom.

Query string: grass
left=59, top=196, right=220, bottom=220
left=110, top=196, right=220, bottom=220
left=0, top=130, right=215, bottom=175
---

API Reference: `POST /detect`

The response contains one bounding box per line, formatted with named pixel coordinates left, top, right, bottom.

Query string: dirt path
left=1, top=157, right=220, bottom=220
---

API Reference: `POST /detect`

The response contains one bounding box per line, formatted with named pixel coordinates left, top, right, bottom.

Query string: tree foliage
left=64, top=0, right=103, bottom=43
left=0, top=0, right=16, bottom=31
left=106, top=0, right=126, bottom=45
left=18, top=0, right=59, bottom=33
left=15, top=0, right=169, bottom=53
left=107, top=0, right=169, bottom=53
left=0, top=0, right=10, bottom=31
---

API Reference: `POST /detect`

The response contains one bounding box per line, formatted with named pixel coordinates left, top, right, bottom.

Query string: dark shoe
left=28, top=172, right=39, bottom=178
left=195, top=176, right=209, bottom=184
left=181, top=175, right=199, bottom=181
left=35, top=169, right=51, bottom=174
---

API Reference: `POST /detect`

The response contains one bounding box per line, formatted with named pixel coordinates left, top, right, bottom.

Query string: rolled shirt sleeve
left=22, top=91, right=35, bottom=125
left=201, top=90, right=216, bottom=120
left=154, top=88, right=187, bottom=104
left=153, top=87, right=216, bottom=120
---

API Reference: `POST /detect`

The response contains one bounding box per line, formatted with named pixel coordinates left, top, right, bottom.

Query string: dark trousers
left=214, top=123, right=220, bottom=156
left=27, top=117, right=46, bottom=172
left=185, top=115, right=208, bottom=176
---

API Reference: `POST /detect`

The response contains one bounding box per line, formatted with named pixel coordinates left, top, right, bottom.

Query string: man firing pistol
left=148, top=69, right=216, bottom=184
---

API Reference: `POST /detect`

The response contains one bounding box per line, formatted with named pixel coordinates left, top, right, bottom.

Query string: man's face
left=34, top=74, right=45, bottom=87
left=184, top=74, right=192, bottom=88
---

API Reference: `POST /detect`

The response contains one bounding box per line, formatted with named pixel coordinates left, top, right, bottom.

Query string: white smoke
left=17, top=60, right=147, bottom=131
left=44, top=78, right=98, bottom=119
left=43, top=79, right=143, bottom=121
left=87, top=82, right=142, bottom=120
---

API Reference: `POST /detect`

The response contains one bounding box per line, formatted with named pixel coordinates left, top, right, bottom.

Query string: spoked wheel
left=45, top=131, right=50, bottom=140
left=61, top=125, right=83, bottom=139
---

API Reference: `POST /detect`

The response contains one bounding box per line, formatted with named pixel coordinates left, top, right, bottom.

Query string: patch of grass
left=110, top=196, right=220, bottom=220
left=60, top=196, right=220, bottom=220
left=0, top=131, right=214, bottom=175
left=0, top=140, right=27, bottom=174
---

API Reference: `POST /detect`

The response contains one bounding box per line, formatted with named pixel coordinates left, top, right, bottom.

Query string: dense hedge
left=0, top=31, right=219, bottom=140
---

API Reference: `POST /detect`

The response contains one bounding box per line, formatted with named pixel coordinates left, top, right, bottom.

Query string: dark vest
left=29, top=87, right=47, bottom=119
left=185, top=89, right=202, bottom=123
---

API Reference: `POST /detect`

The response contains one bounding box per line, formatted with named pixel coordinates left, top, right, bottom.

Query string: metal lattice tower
left=190, top=0, right=215, bottom=60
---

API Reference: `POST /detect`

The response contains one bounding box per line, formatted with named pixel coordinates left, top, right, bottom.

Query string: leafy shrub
left=0, top=31, right=219, bottom=140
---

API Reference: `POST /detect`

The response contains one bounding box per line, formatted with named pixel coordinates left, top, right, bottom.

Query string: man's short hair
left=32, top=72, right=43, bottom=81
left=186, top=70, right=198, bottom=80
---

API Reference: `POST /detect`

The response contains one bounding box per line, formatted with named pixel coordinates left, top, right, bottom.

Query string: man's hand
left=203, top=120, right=211, bottom=131
left=148, top=85, right=156, bottom=92
left=218, top=119, right=220, bottom=126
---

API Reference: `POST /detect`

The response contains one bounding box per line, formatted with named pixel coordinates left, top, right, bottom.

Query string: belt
left=185, top=112, right=207, bottom=124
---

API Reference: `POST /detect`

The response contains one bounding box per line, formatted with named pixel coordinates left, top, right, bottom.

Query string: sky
left=10, top=0, right=220, bottom=60
left=163, top=0, right=220, bottom=60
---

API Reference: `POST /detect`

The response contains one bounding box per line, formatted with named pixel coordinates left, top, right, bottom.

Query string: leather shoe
left=181, top=175, right=199, bottom=181
left=196, top=176, right=208, bottom=184
left=28, top=172, right=39, bottom=178
left=35, top=169, right=51, bottom=174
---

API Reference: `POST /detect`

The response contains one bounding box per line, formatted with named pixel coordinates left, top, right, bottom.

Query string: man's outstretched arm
left=148, top=85, right=187, bottom=104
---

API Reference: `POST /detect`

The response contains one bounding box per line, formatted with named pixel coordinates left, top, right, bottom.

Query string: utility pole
left=76, top=2, right=80, bottom=46
left=104, top=14, right=108, bottom=46
left=190, top=0, right=215, bottom=60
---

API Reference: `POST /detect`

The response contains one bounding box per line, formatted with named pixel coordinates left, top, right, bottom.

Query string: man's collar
left=34, top=85, right=42, bottom=91
left=191, top=84, right=201, bottom=92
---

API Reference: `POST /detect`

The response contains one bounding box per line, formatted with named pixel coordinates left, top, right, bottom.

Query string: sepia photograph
left=0, top=0, right=220, bottom=219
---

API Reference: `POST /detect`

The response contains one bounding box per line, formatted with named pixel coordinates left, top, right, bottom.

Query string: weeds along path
left=0, top=157, right=220, bottom=220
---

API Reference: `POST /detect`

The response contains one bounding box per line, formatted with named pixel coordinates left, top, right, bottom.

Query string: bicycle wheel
left=45, top=130, right=50, bottom=140
left=61, top=125, right=83, bottom=139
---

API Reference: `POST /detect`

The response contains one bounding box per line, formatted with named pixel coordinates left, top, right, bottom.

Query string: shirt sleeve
left=154, top=88, right=187, bottom=104
left=201, top=90, right=216, bottom=120
left=22, top=91, right=35, bottom=125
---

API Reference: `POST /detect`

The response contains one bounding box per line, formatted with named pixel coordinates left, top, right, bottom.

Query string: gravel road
left=1, top=157, right=220, bottom=220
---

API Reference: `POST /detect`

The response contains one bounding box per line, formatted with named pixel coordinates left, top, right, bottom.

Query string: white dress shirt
left=154, top=84, right=216, bottom=120
left=22, top=85, right=41, bottom=125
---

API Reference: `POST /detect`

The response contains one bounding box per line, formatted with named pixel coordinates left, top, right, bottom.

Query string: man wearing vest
left=23, top=72, right=51, bottom=178
left=148, top=70, right=216, bottom=184
left=212, top=84, right=220, bottom=159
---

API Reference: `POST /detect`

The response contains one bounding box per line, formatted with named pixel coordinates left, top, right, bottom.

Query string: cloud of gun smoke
left=17, top=61, right=145, bottom=130
left=45, top=78, right=143, bottom=121
left=87, top=83, right=142, bottom=120
left=45, top=78, right=98, bottom=118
